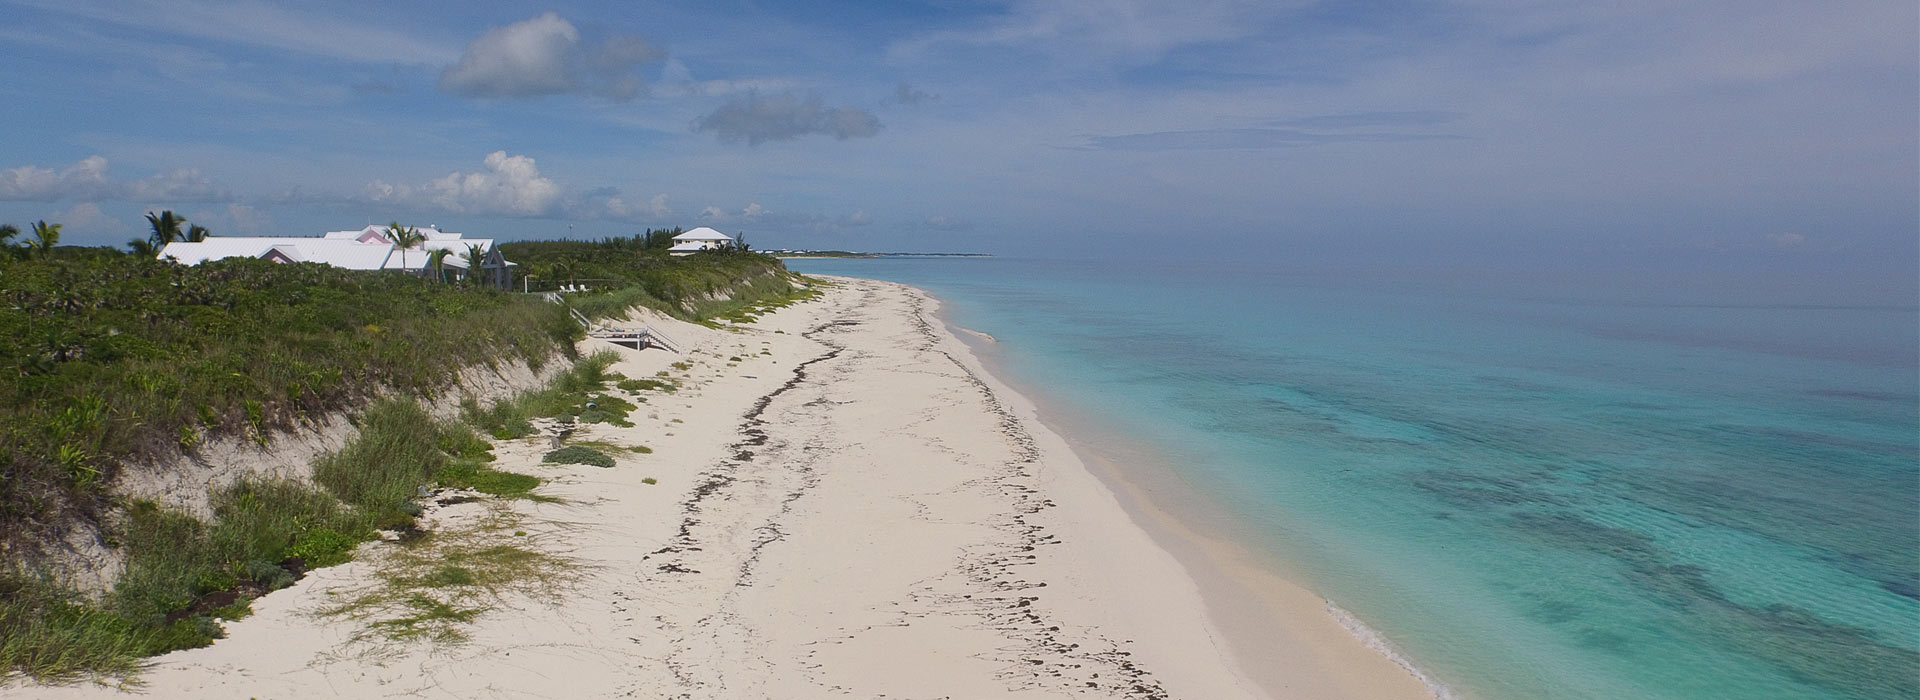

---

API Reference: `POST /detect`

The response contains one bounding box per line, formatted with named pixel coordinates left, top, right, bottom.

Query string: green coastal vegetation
left=0, top=218, right=805, bottom=682
left=501, top=227, right=797, bottom=322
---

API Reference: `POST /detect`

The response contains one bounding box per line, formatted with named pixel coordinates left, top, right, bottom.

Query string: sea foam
left=1325, top=601, right=1456, bottom=700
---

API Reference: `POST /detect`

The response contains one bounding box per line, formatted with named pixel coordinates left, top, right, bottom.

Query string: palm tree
left=462, top=245, right=489, bottom=287
left=185, top=224, right=209, bottom=242
left=425, top=248, right=452, bottom=283
left=128, top=238, right=158, bottom=256
left=0, top=223, right=18, bottom=259
left=384, top=222, right=425, bottom=274
left=29, top=220, right=61, bottom=259
left=145, top=210, right=187, bottom=248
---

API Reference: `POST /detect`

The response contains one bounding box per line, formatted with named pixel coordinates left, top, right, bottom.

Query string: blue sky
left=0, top=0, right=1913, bottom=285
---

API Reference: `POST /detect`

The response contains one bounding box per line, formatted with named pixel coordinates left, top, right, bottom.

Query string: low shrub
left=542, top=446, right=614, bottom=468
left=616, top=378, right=675, bottom=393
left=286, top=528, right=358, bottom=569
left=436, top=460, right=541, bottom=499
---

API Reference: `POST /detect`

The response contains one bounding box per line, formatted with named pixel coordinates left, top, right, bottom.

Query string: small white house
left=157, top=225, right=517, bottom=288
left=667, top=227, right=737, bottom=256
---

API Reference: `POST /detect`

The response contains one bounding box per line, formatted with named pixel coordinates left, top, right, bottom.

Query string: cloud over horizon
left=0, top=156, right=229, bottom=203
left=49, top=202, right=126, bottom=235
left=0, top=0, right=1908, bottom=271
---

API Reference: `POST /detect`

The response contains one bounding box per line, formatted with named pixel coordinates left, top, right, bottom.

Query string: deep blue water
left=788, top=257, right=1920, bottom=700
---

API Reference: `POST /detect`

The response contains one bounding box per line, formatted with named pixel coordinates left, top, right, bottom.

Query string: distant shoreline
left=774, top=252, right=992, bottom=259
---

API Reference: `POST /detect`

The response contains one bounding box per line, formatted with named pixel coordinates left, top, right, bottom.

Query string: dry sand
left=15, top=277, right=1431, bottom=699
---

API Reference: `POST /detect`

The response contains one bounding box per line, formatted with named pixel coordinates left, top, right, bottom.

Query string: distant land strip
left=774, top=250, right=993, bottom=258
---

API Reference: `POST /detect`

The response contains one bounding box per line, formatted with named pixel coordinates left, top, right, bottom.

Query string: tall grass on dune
left=461, top=351, right=635, bottom=438
left=0, top=253, right=580, bottom=568
left=0, top=395, right=537, bottom=682
left=0, top=341, right=650, bottom=682
left=0, top=233, right=805, bottom=683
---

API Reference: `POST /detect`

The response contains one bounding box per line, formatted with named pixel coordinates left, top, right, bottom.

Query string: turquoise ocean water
left=787, top=257, right=1919, bottom=700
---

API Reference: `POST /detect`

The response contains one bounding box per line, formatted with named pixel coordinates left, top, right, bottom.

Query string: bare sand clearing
left=18, top=277, right=1430, bottom=699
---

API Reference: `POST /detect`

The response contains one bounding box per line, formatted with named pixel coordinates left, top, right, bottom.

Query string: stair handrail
left=641, top=327, right=683, bottom=353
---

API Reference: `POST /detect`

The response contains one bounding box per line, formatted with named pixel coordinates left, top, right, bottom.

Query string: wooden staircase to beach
left=567, top=306, right=684, bottom=353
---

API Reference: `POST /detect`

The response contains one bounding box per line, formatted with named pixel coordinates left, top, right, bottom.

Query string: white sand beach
left=18, top=277, right=1430, bottom=699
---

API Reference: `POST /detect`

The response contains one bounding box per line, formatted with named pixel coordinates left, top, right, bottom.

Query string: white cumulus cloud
left=0, top=156, right=112, bottom=201
left=365, top=151, right=563, bottom=216
left=439, top=12, right=663, bottom=100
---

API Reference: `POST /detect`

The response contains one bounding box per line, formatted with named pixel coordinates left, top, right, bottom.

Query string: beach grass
left=617, top=377, right=676, bottom=393
left=0, top=254, right=580, bottom=572
left=460, top=351, right=635, bottom=438
left=312, top=399, right=451, bottom=527
left=699, top=277, right=825, bottom=327
left=0, top=574, right=151, bottom=684
left=320, top=528, right=577, bottom=646
left=0, top=394, right=527, bottom=681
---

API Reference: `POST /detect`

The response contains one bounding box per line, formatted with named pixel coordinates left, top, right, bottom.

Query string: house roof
left=324, top=225, right=465, bottom=243
left=156, top=239, right=268, bottom=264
left=672, top=227, right=734, bottom=242
left=160, top=238, right=391, bottom=269
left=159, top=227, right=513, bottom=273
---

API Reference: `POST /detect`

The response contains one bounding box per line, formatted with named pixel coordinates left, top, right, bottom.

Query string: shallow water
left=788, top=257, right=1920, bottom=700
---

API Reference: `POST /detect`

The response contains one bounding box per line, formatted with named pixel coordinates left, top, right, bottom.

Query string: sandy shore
left=15, top=277, right=1430, bottom=699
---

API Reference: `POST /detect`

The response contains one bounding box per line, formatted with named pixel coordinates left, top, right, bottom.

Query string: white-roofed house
left=157, top=224, right=517, bottom=288
left=386, top=239, right=514, bottom=288
left=667, top=227, right=737, bottom=256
